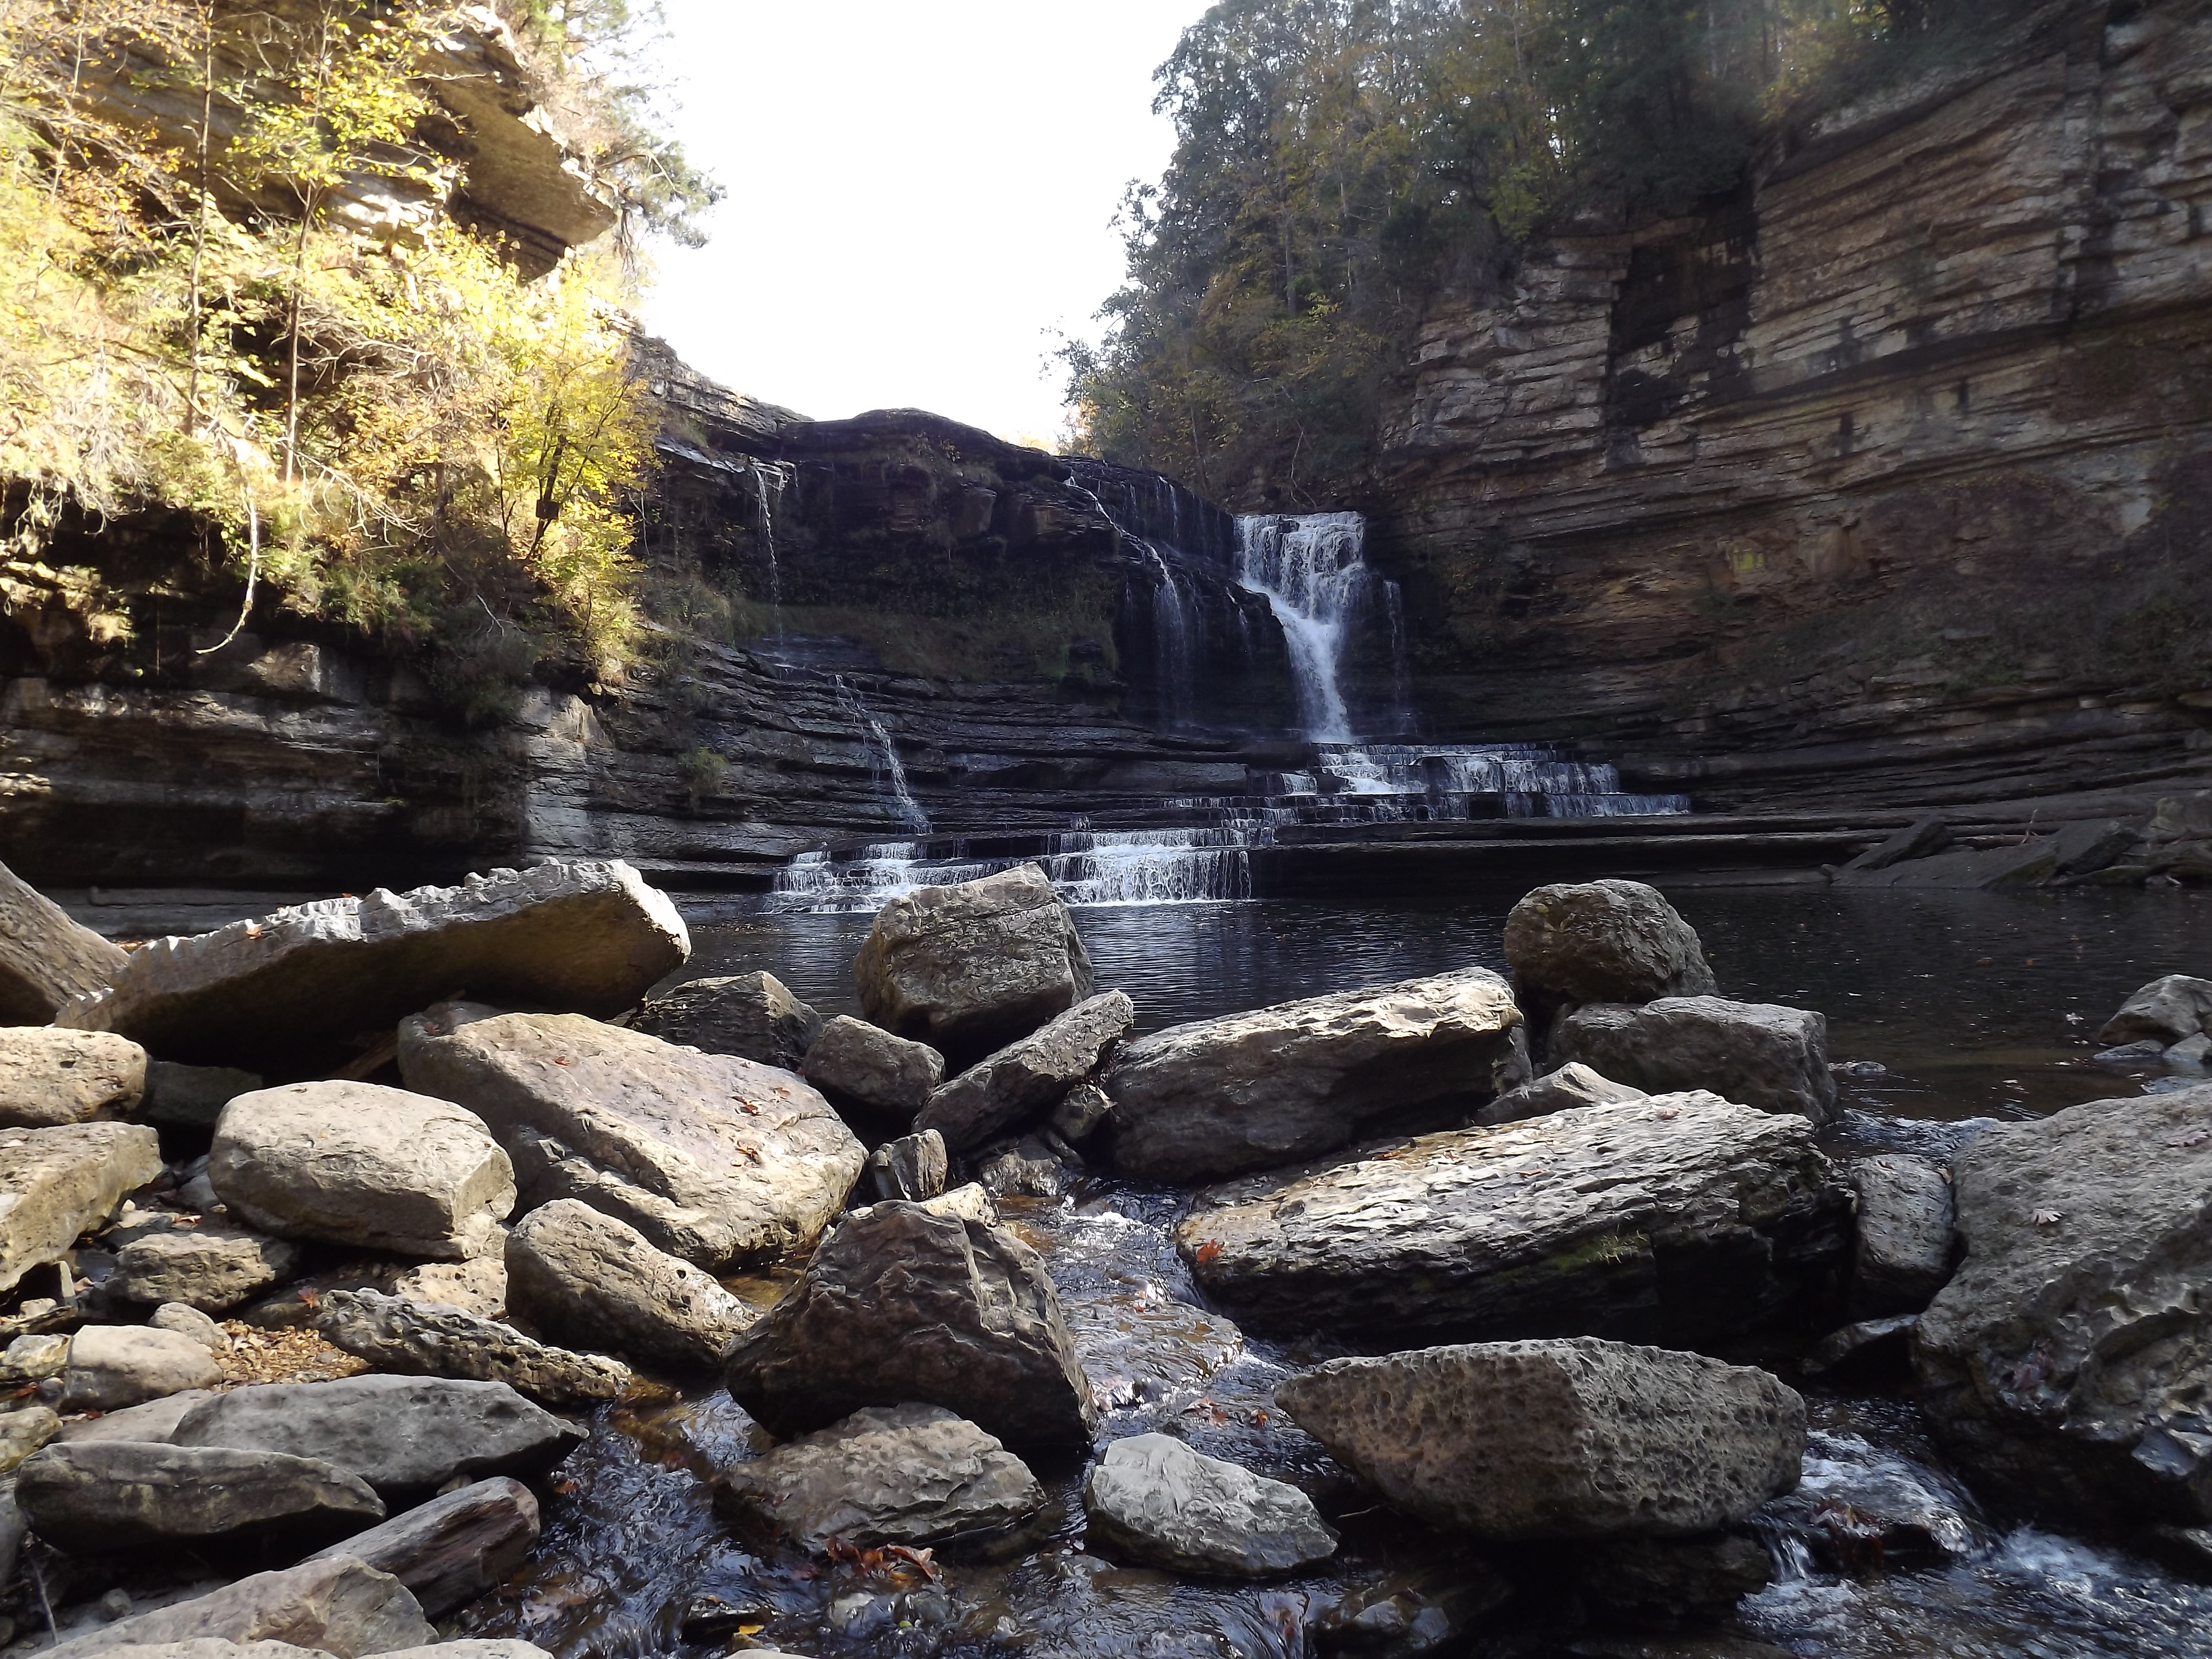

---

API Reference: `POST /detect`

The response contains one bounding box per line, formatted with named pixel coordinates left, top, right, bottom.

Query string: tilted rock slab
left=713, top=1403, right=1044, bottom=1553
left=313, top=1289, right=632, bottom=1408
left=0, top=1121, right=162, bottom=1292
left=505, top=1198, right=751, bottom=1371
left=918, top=991, right=1135, bottom=1152
left=724, top=1200, right=1098, bottom=1450
left=1477, top=1060, right=1646, bottom=1127
left=1084, top=1432, right=1338, bottom=1576
left=0, top=1027, right=145, bottom=1127
left=1551, top=996, right=1838, bottom=1123
left=57, top=860, right=690, bottom=1075
left=1177, top=1094, right=1853, bottom=1347
left=1276, top=1338, right=1804, bottom=1539
left=1104, top=969, right=1525, bottom=1183
left=0, top=860, right=128, bottom=1024
left=212, top=1082, right=516, bottom=1261
left=17, top=1440, right=385, bottom=1554
left=172, top=1375, right=584, bottom=1503
left=1913, top=1084, right=2212, bottom=1524
left=803, top=1015, right=945, bottom=1119
left=854, top=864, right=1095, bottom=1066
left=302, top=1477, right=541, bottom=1617
left=1502, top=879, right=1717, bottom=1009
left=399, top=1004, right=863, bottom=1270
left=41, top=1557, right=433, bottom=1659
left=631, top=971, right=821, bottom=1070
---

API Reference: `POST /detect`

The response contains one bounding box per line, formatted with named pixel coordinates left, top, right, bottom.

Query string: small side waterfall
left=832, top=676, right=929, bottom=835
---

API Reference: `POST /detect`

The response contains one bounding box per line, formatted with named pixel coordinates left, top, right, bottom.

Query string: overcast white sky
left=640, top=2, right=1214, bottom=446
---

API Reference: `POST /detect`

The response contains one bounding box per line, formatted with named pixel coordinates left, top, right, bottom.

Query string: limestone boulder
left=0, top=860, right=128, bottom=1025
left=0, top=1405, right=59, bottom=1470
left=712, top=1403, right=1043, bottom=1553
left=1178, top=1094, right=1853, bottom=1347
left=1276, top=1338, right=1804, bottom=1538
left=173, top=1375, right=584, bottom=1503
left=1502, top=880, right=1717, bottom=1010
left=398, top=1004, right=863, bottom=1270
left=2098, top=973, right=2212, bottom=1046
left=211, top=1083, right=515, bottom=1261
left=1084, top=1433, right=1337, bottom=1576
left=61, top=1325, right=224, bottom=1411
left=302, top=1477, right=540, bottom=1617
left=504, top=1199, right=751, bottom=1371
left=17, top=1440, right=385, bottom=1555
left=1551, top=997, right=1837, bottom=1123
left=1104, top=969, right=1525, bottom=1183
left=313, top=1289, right=631, bottom=1408
left=801, top=1015, right=944, bottom=1119
left=867, top=1129, right=948, bottom=1202
left=0, top=1121, right=162, bottom=1292
left=40, top=1557, right=433, bottom=1659
left=724, top=1201, right=1097, bottom=1450
left=1846, top=1154, right=1956, bottom=1316
left=630, top=972, right=821, bottom=1070
left=918, top=991, right=1135, bottom=1152
left=111, top=1225, right=304, bottom=1312
left=1477, top=1060, right=1646, bottom=1126
left=853, top=864, right=1094, bottom=1066
left=0, top=1028, right=145, bottom=1127
left=151, top=1303, right=229, bottom=1349
left=56, top=860, right=690, bottom=1076
left=140, top=1062, right=264, bottom=1131
left=1912, top=1085, right=2212, bottom=1524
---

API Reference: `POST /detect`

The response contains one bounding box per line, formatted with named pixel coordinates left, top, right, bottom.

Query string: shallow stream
left=458, top=883, right=2212, bottom=1658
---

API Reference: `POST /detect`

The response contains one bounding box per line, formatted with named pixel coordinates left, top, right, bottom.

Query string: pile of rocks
left=1828, top=793, right=2212, bottom=890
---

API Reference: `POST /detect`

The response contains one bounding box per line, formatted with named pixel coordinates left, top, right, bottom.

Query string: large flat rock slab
left=0, top=860, right=128, bottom=1024
left=57, top=861, right=689, bottom=1075
left=1104, top=969, right=1525, bottom=1183
left=1176, top=1094, right=1852, bottom=1348
left=17, top=1439, right=385, bottom=1555
left=0, top=1121, right=164, bottom=1293
left=302, top=1477, right=541, bottom=1617
left=1913, top=1084, right=2212, bottom=1524
left=41, top=1557, right=433, bottom=1658
left=398, top=1004, right=864, bottom=1270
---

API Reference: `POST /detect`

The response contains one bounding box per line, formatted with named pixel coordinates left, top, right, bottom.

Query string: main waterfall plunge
left=770, top=501, right=1686, bottom=912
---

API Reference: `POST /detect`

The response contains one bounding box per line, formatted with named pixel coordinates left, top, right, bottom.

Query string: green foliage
left=1068, top=0, right=2038, bottom=506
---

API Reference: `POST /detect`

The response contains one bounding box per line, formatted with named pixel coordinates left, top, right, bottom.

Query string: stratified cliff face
left=1375, top=0, right=2212, bottom=812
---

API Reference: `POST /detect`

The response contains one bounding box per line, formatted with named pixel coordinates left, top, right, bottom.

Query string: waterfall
left=1143, top=549, right=1197, bottom=724
left=832, top=677, right=929, bottom=834
left=767, top=825, right=1258, bottom=913
left=1232, top=511, right=1389, bottom=743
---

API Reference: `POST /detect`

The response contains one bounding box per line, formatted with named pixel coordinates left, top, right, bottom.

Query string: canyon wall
left=1373, top=0, right=2212, bottom=814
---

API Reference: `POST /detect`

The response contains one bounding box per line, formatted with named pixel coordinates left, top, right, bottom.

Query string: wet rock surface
left=1178, top=1094, right=1852, bottom=1346
left=1503, top=879, right=1717, bottom=1010
left=302, top=1477, right=542, bottom=1617
left=1846, top=1153, right=1956, bottom=1316
left=1551, top=996, right=1837, bottom=1123
left=801, top=1015, right=944, bottom=1119
left=1083, top=1432, right=1337, bottom=1576
left=504, top=1198, right=751, bottom=1371
left=0, top=1027, right=145, bottom=1127
left=15, top=1440, right=386, bottom=1555
left=1104, top=968, right=1524, bottom=1182
left=312, top=1289, right=632, bottom=1407
left=867, top=1128, right=948, bottom=1202
left=2097, top=973, right=2212, bottom=1046
left=918, top=990, right=1134, bottom=1153
left=399, top=1004, right=863, bottom=1270
left=629, top=971, right=821, bottom=1070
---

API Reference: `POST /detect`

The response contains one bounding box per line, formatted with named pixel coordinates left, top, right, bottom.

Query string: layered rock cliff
left=1373, top=0, right=2212, bottom=815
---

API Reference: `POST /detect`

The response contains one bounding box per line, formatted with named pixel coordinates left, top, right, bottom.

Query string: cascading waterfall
left=1232, top=511, right=1375, bottom=743
left=831, top=676, right=929, bottom=835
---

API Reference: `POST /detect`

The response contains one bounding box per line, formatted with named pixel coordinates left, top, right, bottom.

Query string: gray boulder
left=1847, top=1154, right=1956, bottom=1316
left=505, top=1199, right=751, bottom=1371
left=1502, top=880, right=1717, bottom=1008
left=1050, top=1082, right=1114, bottom=1142
left=1276, top=1338, right=1804, bottom=1538
left=212, top=1083, right=515, bottom=1261
left=398, top=1003, right=863, bottom=1270
left=853, top=864, right=1095, bottom=1066
left=1551, top=996, right=1837, bottom=1123
left=1839, top=821, right=2137, bottom=889
left=151, top=1303, right=229, bottom=1349
left=1913, top=1084, right=2212, bottom=1523
left=1477, top=1060, right=1646, bottom=1126
left=17, top=1440, right=384, bottom=1554
left=724, top=1200, right=1097, bottom=1450
left=1, top=1331, right=70, bottom=1385
left=2098, top=974, right=2212, bottom=1046
left=0, top=1405, right=59, bottom=1470
left=978, top=1134, right=1076, bottom=1200
left=111, top=1226, right=304, bottom=1312
left=1840, top=816, right=1952, bottom=873
left=0, top=1028, right=145, bottom=1127
left=1104, top=969, right=1525, bottom=1183
left=867, top=1129, right=948, bottom=1202
left=0, top=860, right=128, bottom=1024
left=140, top=1062, right=265, bottom=1132
left=40, top=1557, right=433, bottom=1658
left=713, top=1402, right=1043, bottom=1552
left=918, top=992, right=1134, bottom=1152
left=61, top=1325, right=224, bottom=1411
left=313, top=1289, right=631, bottom=1408
left=1178, top=1094, right=1852, bottom=1347
left=630, top=971, right=821, bottom=1070
left=802, top=1015, right=945, bottom=1119
left=1084, top=1432, right=1337, bottom=1576
left=172, top=1375, right=584, bottom=1503
left=0, top=1121, right=163, bottom=1292
left=55, top=860, right=690, bottom=1075
left=302, top=1477, right=539, bottom=1616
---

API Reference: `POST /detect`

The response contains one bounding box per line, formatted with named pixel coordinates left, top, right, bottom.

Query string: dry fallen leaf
left=2031, top=1209, right=2063, bottom=1227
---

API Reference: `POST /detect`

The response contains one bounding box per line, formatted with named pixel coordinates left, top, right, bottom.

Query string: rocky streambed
left=0, top=860, right=2207, bottom=1658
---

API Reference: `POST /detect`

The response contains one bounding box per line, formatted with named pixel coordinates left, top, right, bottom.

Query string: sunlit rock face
left=1371, top=0, right=2212, bottom=815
